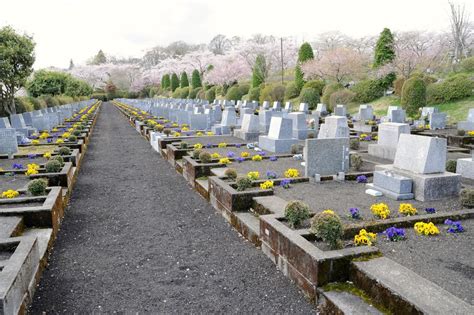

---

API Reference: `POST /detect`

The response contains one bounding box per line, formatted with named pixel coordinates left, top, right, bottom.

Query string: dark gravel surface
left=377, top=219, right=474, bottom=304
left=229, top=157, right=305, bottom=179
left=29, top=103, right=313, bottom=314
left=0, top=175, right=30, bottom=191
left=274, top=181, right=464, bottom=224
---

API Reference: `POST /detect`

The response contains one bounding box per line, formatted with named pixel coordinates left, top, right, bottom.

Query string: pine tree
left=162, top=74, right=170, bottom=90
left=252, top=54, right=266, bottom=88
left=180, top=72, right=189, bottom=88
left=374, top=28, right=395, bottom=67
left=191, top=69, right=202, bottom=88
left=92, top=50, right=107, bottom=65
left=295, top=42, right=314, bottom=92
left=170, top=73, right=179, bottom=92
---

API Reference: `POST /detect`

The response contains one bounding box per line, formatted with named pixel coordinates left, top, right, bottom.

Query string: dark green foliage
left=310, top=210, right=343, bottom=249
left=329, top=89, right=356, bottom=110
left=446, top=160, right=457, bottom=172
left=299, top=87, right=320, bottom=110
left=14, top=97, right=34, bottom=113
left=459, top=56, right=474, bottom=72
left=154, top=124, right=164, bottom=132
left=248, top=87, right=260, bottom=101
left=90, top=50, right=107, bottom=65
left=303, top=80, right=326, bottom=95
left=192, top=149, right=202, bottom=159
left=224, top=168, right=237, bottom=180
left=351, top=154, right=363, bottom=171
left=401, top=76, right=426, bottom=116
left=58, top=147, right=71, bottom=156
left=294, top=65, right=305, bottom=93
left=161, top=74, right=171, bottom=90
left=226, top=86, right=243, bottom=101
left=27, top=178, right=48, bottom=196
left=426, top=74, right=474, bottom=104
left=373, top=28, right=395, bottom=67
left=205, top=87, right=216, bottom=102
left=188, top=87, right=201, bottom=99
left=252, top=54, right=266, bottom=88
left=191, top=69, right=202, bottom=88
left=163, top=129, right=172, bottom=136
left=180, top=142, right=188, bottom=149
left=27, top=70, right=92, bottom=97
left=285, top=201, right=311, bottom=228
left=170, top=73, right=179, bottom=92
left=236, top=177, right=252, bottom=191
left=45, top=160, right=62, bottom=173
left=322, top=83, right=343, bottom=106
left=350, top=138, right=360, bottom=150
left=199, top=151, right=212, bottom=163
left=68, top=135, right=77, bottom=142
left=352, top=79, right=384, bottom=103
left=180, top=72, right=189, bottom=88
left=295, top=42, right=315, bottom=92
left=72, top=130, right=81, bottom=136
left=285, top=82, right=299, bottom=100
left=39, top=95, right=60, bottom=107
left=50, top=155, right=64, bottom=166
left=460, top=188, right=474, bottom=208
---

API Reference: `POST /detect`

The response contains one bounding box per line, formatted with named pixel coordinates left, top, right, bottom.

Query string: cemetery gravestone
left=234, top=114, right=260, bottom=141
left=457, top=108, right=474, bottom=131
left=368, top=123, right=410, bottom=160
left=0, top=129, right=18, bottom=157
left=318, top=116, right=349, bottom=139
left=304, top=138, right=350, bottom=176
left=258, top=117, right=298, bottom=153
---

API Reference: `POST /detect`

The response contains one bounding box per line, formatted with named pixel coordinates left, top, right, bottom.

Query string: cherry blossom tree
left=204, top=53, right=251, bottom=85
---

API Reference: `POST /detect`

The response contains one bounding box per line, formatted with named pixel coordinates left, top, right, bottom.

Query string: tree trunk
left=4, top=96, right=16, bottom=116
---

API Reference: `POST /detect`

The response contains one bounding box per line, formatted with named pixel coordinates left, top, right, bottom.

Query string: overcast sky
left=1, top=0, right=471, bottom=69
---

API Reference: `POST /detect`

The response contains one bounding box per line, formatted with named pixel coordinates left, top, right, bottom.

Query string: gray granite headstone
left=318, top=116, right=349, bottom=139
left=272, top=101, right=281, bottom=111
left=429, top=112, right=446, bottom=130
left=241, top=114, right=259, bottom=132
left=0, top=128, right=18, bottom=155
left=304, top=138, right=350, bottom=176
left=268, top=117, right=293, bottom=139
left=334, top=105, right=347, bottom=117
left=299, top=103, right=309, bottom=112
left=421, top=107, right=437, bottom=118
left=0, top=117, right=11, bottom=129
left=221, top=108, right=237, bottom=126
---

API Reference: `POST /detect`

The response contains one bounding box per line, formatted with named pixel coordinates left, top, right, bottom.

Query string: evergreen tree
left=68, top=59, right=74, bottom=70
left=180, top=71, right=189, bottom=88
left=295, top=42, right=314, bottom=92
left=91, top=50, right=107, bottom=65
left=162, top=74, right=170, bottom=90
left=191, top=69, right=202, bottom=88
left=252, top=54, right=266, bottom=88
left=170, top=73, right=179, bottom=92
left=373, top=28, right=395, bottom=67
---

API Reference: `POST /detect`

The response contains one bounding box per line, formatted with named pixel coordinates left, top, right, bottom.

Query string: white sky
left=1, top=0, right=471, bottom=69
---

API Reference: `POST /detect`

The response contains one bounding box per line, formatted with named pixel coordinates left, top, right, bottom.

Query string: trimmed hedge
left=321, top=83, right=343, bottom=110
left=299, top=87, right=320, bottom=110
left=401, top=76, right=426, bottom=116
left=329, top=89, right=356, bottom=109
left=351, top=79, right=384, bottom=103
left=303, top=80, right=326, bottom=95
left=427, top=74, right=474, bottom=104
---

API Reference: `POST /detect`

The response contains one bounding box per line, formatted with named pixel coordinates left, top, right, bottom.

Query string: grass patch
left=17, top=145, right=59, bottom=155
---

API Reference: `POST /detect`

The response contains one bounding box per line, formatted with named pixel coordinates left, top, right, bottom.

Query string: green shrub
left=426, top=74, right=474, bottom=104
left=72, top=130, right=81, bottom=136
left=299, top=88, right=320, bottom=110
left=58, top=147, right=71, bottom=156
left=259, top=84, right=285, bottom=103
left=39, top=95, right=60, bottom=107
left=191, top=69, right=202, bottom=88
left=50, top=155, right=64, bottom=166
left=236, top=177, right=252, bottom=191
left=27, top=178, right=48, bottom=196
left=163, top=129, right=172, bottom=137
left=170, top=73, right=179, bottom=92
left=350, top=138, right=360, bottom=150
left=215, top=86, right=224, bottom=96
left=401, top=76, right=426, bottom=116
left=252, top=54, right=266, bottom=88
left=393, top=77, right=405, bottom=96
left=303, top=80, right=325, bottom=95
left=55, top=95, right=74, bottom=105
left=28, top=97, right=47, bottom=110
left=180, top=72, right=189, bottom=88
left=68, top=135, right=77, bottom=142
left=248, top=87, right=260, bottom=101
left=295, top=42, right=315, bottom=91
left=225, top=168, right=238, bottom=180
left=154, top=124, right=164, bottom=132
left=226, top=86, right=245, bottom=101
left=460, top=188, right=474, bottom=208
left=188, top=87, right=201, bottom=99
left=322, top=83, right=343, bottom=106
left=199, top=151, right=212, bottom=163
left=14, top=97, right=34, bottom=113
left=197, top=89, right=206, bottom=100
left=192, top=149, right=202, bottom=159
left=329, top=89, right=356, bottom=110
left=180, top=142, right=188, bottom=149
left=352, top=79, right=384, bottom=103
left=459, top=56, right=474, bottom=73
left=205, top=87, right=216, bottom=102
left=45, top=160, right=62, bottom=173
left=457, top=129, right=466, bottom=136
left=351, top=154, right=363, bottom=171
left=238, top=84, right=250, bottom=96
left=284, top=200, right=311, bottom=228
left=310, top=210, right=343, bottom=249
left=285, top=82, right=299, bottom=100
left=446, top=160, right=457, bottom=172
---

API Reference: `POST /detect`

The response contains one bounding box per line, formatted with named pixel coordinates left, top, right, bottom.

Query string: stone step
left=211, top=167, right=228, bottom=177
left=252, top=196, right=287, bottom=216
left=233, top=212, right=260, bottom=246
left=0, top=216, right=24, bottom=238
left=318, top=287, right=384, bottom=315
left=22, top=228, right=53, bottom=263
left=351, top=257, right=474, bottom=314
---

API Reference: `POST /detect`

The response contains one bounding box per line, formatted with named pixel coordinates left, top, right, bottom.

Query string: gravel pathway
left=29, top=103, right=313, bottom=314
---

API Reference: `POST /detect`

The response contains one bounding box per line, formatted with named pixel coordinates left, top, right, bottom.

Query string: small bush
left=236, top=177, right=252, bottom=191
left=163, top=129, right=172, bottom=136
left=39, top=95, right=60, bottom=107
left=55, top=95, right=74, bottom=105
left=226, top=86, right=245, bottom=101
left=303, top=80, right=326, bottom=95
left=460, top=188, right=474, bottom=208
left=350, top=138, right=360, bottom=150
left=322, top=83, right=343, bottom=107
left=310, top=210, right=343, bottom=249
left=351, top=154, right=363, bottom=171
left=72, top=130, right=81, bottom=136
left=27, top=178, right=48, bottom=196
left=351, top=79, right=384, bottom=103
left=199, top=151, right=212, bottom=163
left=285, top=82, right=299, bottom=100
left=189, top=87, right=201, bottom=99
left=180, top=142, right=188, bottom=149
left=285, top=200, right=311, bottom=228
left=154, top=124, right=164, bottom=132
left=58, top=147, right=71, bottom=156
left=68, top=135, right=77, bottom=142
left=401, top=76, right=426, bottom=116
left=426, top=74, right=474, bottom=104
left=457, top=129, right=466, bottom=136
left=291, top=144, right=304, bottom=154
left=205, top=87, right=216, bottom=102
left=259, top=84, right=286, bottom=103
left=225, top=168, right=238, bottom=180
left=446, top=160, right=457, bottom=173
left=459, top=56, right=474, bottom=72
left=50, top=155, right=64, bottom=166
left=393, top=77, right=405, bottom=96
left=192, top=150, right=202, bottom=159
left=45, top=160, right=62, bottom=173
left=299, top=87, right=320, bottom=110
left=248, top=87, right=260, bottom=101
left=14, top=97, right=34, bottom=113
left=329, top=89, right=356, bottom=110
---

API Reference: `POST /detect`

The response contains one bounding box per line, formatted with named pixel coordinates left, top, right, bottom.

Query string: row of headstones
left=0, top=100, right=95, bottom=156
